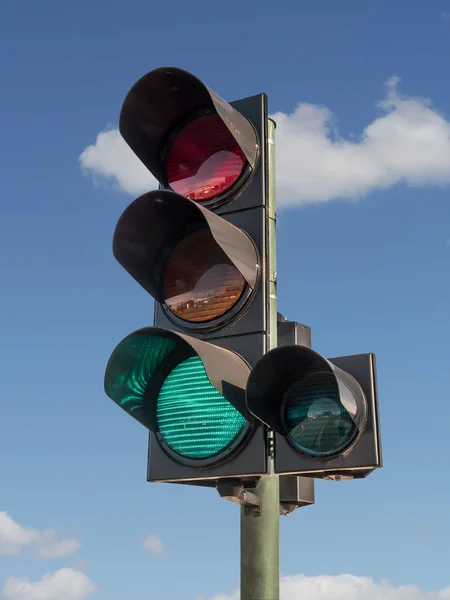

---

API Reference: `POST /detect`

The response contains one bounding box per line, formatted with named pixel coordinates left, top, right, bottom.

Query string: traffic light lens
left=162, top=228, right=246, bottom=323
left=283, top=371, right=358, bottom=457
left=156, top=356, right=247, bottom=459
left=165, top=113, right=247, bottom=202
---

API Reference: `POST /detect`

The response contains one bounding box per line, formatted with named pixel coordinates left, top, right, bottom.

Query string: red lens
left=165, top=113, right=247, bottom=202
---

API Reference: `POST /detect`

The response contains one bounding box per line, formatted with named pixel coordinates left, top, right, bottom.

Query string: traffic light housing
left=104, top=66, right=381, bottom=488
left=246, top=343, right=382, bottom=479
left=104, top=67, right=274, bottom=485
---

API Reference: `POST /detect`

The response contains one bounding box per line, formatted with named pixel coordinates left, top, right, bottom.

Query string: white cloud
left=0, top=513, right=39, bottom=557
left=79, top=78, right=450, bottom=206
left=274, top=77, right=450, bottom=206
left=0, top=512, right=80, bottom=559
left=208, top=574, right=450, bottom=600
left=34, top=531, right=81, bottom=559
left=2, top=568, right=96, bottom=600
left=141, top=534, right=165, bottom=556
left=79, top=127, right=157, bottom=195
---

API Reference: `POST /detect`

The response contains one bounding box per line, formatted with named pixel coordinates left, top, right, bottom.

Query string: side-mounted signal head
left=113, top=190, right=260, bottom=332
left=246, top=347, right=381, bottom=479
left=246, top=346, right=368, bottom=458
left=104, top=327, right=252, bottom=467
left=119, top=67, right=259, bottom=209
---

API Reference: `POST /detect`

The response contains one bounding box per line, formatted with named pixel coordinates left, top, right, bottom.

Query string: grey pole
left=240, top=118, right=280, bottom=600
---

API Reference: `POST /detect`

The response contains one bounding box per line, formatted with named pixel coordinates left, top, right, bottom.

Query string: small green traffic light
left=246, top=344, right=378, bottom=477
left=104, top=328, right=249, bottom=463
left=283, top=371, right=357, bottom=457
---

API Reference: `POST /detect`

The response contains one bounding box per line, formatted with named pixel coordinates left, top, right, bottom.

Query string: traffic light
left=246, top=333, right=382, bottom=480
left=104, top=67, right=274, bottom=485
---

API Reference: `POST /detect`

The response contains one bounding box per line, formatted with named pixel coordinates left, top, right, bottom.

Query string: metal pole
left=240, top=117, right=279, bottom=600
left=240, top=473, right=280, bottom=599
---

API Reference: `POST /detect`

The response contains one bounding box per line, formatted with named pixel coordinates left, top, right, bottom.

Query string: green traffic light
left=104, top=329, right=247, bottom=461
left=283, top=371, right=358, bottom=457
left=156, top=356, right=246, bottom=459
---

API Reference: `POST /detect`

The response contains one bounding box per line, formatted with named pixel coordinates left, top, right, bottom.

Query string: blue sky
left=1, top=1, right=450, bottom=598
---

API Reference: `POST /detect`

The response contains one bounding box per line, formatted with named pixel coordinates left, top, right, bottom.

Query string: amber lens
left=162, top=229, right=247, bottom=323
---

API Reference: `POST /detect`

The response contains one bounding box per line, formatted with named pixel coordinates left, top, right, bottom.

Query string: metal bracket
left=279, top=475, right=315, bottom=516
left=216, top=482, right=262, bottom=517
left=277, top=312, right=311, bottom=348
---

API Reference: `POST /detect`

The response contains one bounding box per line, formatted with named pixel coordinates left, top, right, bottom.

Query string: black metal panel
left=206, top=332, right=267, bottom=369
left=147, top=422, right=267, bottom=483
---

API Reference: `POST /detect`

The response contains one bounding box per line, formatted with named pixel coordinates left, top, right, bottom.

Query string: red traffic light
left=165, top=113, right=248, bottom=203
left=119, top=67, right=259, bottom=208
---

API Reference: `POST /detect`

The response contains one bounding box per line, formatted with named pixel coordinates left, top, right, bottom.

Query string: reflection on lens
left=162, top=228, right=246, bottom=323
left=104, top=331, right=177, bottom=427
left=283, top=371, right=358, bottom=457
left=165, top=113, right=247, bottom=202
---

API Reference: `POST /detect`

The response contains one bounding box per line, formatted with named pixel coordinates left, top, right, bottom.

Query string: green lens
left=156, top=356, right=247, bottom=459
left=283, top=371, right=357, bottom=457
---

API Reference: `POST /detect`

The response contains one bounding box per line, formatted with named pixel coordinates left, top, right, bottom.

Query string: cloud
left=0, top=512, right=80, bottom=559
left=79, top=127, right=157, bottom=195
left=0, top=513, right=39, bottom=557
left=2, top=568, right=96, bottom=600
left=34, top=531, right=81, bottom=559
left=208, top=574, right=450, bottom=600
left=79, top=78, right=450, bottom=207
left=274, top=77, right=450, bottom=206
left=141, top=534, right=165, bottom=556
